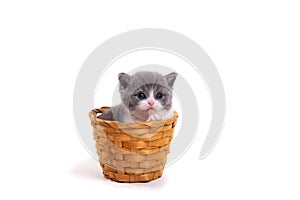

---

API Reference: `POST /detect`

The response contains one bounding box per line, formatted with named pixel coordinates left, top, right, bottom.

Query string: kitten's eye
left=155, top=93, right=164, bottom=99
left=136, top=92, right=146, bottom=100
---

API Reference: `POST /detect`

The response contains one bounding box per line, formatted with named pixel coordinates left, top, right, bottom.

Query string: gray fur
left=100, top=71, right=177, bottom=122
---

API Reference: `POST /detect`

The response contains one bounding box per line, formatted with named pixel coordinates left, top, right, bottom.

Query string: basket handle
left=89, top=106, right=111, bottom=125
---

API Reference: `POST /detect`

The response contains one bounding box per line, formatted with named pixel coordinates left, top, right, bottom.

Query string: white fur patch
left=147, top=109, right=174, bottom=121
left=136, top=89, right=174, bottom=121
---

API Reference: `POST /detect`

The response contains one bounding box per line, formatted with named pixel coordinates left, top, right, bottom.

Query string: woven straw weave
left=89, top=106, right=178, bottom=183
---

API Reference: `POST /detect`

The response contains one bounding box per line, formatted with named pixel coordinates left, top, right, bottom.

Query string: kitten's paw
left=99, top=109, right=114, bottom=121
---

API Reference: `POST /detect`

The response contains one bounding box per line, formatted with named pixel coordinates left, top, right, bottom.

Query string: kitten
left=100, top=71, right=177, bottom=122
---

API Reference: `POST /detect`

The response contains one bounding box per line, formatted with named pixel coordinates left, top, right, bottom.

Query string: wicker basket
left=89, top=106, right=178, bottom=183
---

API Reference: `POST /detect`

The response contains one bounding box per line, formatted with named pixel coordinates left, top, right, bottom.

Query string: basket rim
left=89, top=106, right=178, bottom=126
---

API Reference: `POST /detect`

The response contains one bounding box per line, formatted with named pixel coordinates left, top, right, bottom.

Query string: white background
left=0, top=1, right=299, bottom=199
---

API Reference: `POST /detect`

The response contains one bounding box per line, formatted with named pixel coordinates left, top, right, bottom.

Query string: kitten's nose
left=148, top=100, right=154, bottom=106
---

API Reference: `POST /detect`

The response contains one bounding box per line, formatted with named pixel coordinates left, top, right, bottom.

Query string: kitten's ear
left=165, top=72, right=177, bottom=87
left=118, top=72, right=131, bottom=89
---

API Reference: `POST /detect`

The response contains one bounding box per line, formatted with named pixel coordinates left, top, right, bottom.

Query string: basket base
left=100, top=162, right=164, bottom=183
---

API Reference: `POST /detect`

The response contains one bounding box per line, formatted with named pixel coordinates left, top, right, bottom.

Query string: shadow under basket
left=89, top=106, right=178, bottom=183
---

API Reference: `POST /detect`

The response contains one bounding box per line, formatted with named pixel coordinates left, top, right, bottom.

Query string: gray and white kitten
left=100, top=71, right=177, bottom=122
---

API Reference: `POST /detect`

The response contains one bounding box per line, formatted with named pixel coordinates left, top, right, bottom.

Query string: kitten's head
left=118, top=71, right=177, bottom=119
